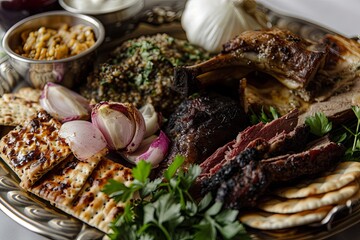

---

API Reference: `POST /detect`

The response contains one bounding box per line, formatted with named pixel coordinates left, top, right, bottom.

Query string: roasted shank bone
left=173, top=28, right=327, bottom=96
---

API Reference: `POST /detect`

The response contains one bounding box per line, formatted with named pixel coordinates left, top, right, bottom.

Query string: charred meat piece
left=200, top=142, right=267, bottom=196
left=216, top=161, right=270, bottom=210
left=216, top=141, right=344, bottom=210
left=225, top=109, right=299, bottom=160
left=242, top=34, right=360, bottom=114
left=199, top=109, right=301, bottom=176
left=266, top=124, right=309, bottom=157
left=159, top=93, right=248, bottom=174
left=206, top=140, right=344, bottom=210
left=173, top=28, right=327, bottom=96
left=196, top=107, right=345, bottom=210
left=262, top=139, right=345, bottom=182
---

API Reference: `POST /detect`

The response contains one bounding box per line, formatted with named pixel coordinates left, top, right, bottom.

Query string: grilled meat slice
left=173, top=28, right=327, bottom=96
left=200, top=141, right=268, bottom=196
left=208, top=140, right=344, bottom=210
left=266, top=124, right=309, bottom=157
left=298, top=36, right=360, bottom=124
left=216, top=161, right=270, bottom=209
left=158, top=93, right=248, bottom=175
left=199, top=109, right=301, bottom=176
left=262, top=140, right=345, bottom=182
left=225, top=109, right=299, bottom=160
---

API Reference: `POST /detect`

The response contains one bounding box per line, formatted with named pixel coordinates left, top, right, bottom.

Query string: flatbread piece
left=259, top=181, right=359, bottom=214
left=274, top=162, right=360, bottom=198
left=240, top=205, right=333, bottom=230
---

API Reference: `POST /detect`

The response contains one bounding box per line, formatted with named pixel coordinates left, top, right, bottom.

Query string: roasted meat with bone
left=173, top=29, right=360, bottom=118
left=242, top=34, right=360, bottom=116
left=173, top=28, right=327, bottom=96
left=240, top=33, right=360, bottom=115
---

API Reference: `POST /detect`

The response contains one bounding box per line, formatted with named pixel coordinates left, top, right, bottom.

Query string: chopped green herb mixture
left=103, top=156, right=249, bottom=240
left=81, top=34, right=209, bottom=116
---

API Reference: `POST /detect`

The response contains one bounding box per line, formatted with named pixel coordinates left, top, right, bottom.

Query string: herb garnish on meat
left=103, top=156, right=249, bottom=240
left=305, top=107, right=360, bottom=161
left=305, top=112, right=333, bottom=137
left=334, top=106, right=360, bottom=160
left=249, top=106, right=279, bottom=124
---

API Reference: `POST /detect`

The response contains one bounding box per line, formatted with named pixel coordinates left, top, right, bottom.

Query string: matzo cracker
left=0, top=95, right=42, bottom=126
left=29, top=148, right=107, bottom=206
left=0, top=110, right=71, bottom=189
left=56, top=157, right=133, bottom=233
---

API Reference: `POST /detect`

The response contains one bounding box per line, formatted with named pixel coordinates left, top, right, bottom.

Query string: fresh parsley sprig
left=249, top=106, right=279, bottom=125
left=103, top=156, right=249, bottom=240
left=334, top=106, right=360, bottom=160
left=305, top=112, right=332, bottom=137
left=307, top=106, right=360, bottom=161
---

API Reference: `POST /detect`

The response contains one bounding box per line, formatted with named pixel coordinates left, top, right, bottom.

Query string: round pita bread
left=259, top=181, right=359, bottom=214
left=274, top=162, right=360, bottom=198
left=240, top=206, right=333, bottom=230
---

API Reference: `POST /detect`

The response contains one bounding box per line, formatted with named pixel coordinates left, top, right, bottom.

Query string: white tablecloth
left=1, top=1, right=360, bottom=239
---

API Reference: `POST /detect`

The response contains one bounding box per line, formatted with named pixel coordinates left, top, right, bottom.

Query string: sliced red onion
left=40, top=82, right=91, bottom=122
left=92, top=102, right=145, bottom=152
left=59, top=120, right=108, bottom=160
left=139, top=103, right=161, bottom=138
left=124, top=131, right=170, bottom=167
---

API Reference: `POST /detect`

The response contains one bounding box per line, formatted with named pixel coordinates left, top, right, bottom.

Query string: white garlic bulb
left=181, top=0, right=268, bottom=53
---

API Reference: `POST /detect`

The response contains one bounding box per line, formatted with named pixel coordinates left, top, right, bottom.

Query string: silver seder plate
left=1, top=3, right=360, bottom=240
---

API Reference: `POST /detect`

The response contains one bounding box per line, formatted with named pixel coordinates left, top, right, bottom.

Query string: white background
left=258, top=0, right=360, bottom=37
left=1, top=0, right=360, bottom=239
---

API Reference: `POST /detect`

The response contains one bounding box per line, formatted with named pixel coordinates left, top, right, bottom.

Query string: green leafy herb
left=305, top=112, right=332, bottom=137
left=334, top=106, right=360, bottom=161
left=103, top=157, right=249, bottom=240
left=249, top=106, right=280, bottom=125
left=164, top=155, right=184, bottom=181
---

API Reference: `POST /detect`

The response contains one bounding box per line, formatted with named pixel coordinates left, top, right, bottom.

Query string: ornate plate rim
left=1, top=3, right=360, bottom=240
